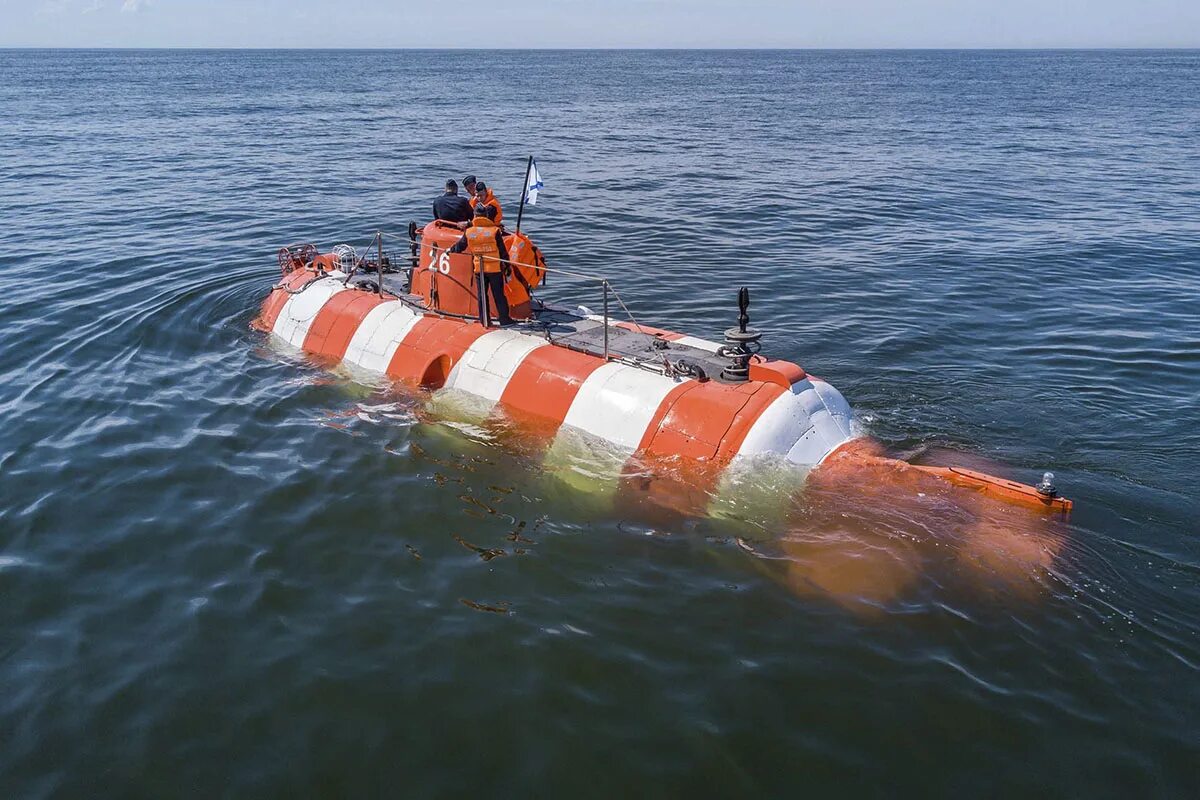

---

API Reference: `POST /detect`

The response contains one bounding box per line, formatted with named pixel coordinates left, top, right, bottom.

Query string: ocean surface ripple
left=1, top=49, right=1198, bottom=797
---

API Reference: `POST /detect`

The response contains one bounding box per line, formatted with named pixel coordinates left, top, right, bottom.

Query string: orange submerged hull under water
left=769, top=439, right=1071, bottom=610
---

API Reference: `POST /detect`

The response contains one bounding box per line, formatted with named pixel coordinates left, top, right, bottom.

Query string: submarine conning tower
left=411, top=220, right=546, bottom=322
left=255, top=224, right=856, bottom=485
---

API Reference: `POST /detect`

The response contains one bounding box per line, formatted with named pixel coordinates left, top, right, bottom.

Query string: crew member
left=463, top=175, right=478, bottom=200
left=432, top=179, right=472, bottom=224
left=450, top=204, right=514, bottom=327
left=469, top=180, right=504, bottom=223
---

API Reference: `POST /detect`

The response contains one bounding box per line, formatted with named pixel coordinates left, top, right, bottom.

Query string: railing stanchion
left=603, top=279, right=610, bottom=361
left=376, top=232, right=384, bottom=295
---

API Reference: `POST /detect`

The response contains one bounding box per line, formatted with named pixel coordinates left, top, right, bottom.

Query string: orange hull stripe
left=385, top=316, right=489, bottom=382
left=254, top=271, right=313, bottom=332
left=716, top=383, right=788, bottom=461
left=255, top=288, right=290, bottom=332
left=618, top=381, right=786, bottom=515
left=642, top=381, right=787, bottom=465
left=301, top=290, right=387, bottom=360
left=636, top=380, right=702, bottom=452
left=498, top=345, right=608, bottom=429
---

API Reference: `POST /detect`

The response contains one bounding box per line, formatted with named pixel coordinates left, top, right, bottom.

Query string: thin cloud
left=121, top=0, right=152, bottom=12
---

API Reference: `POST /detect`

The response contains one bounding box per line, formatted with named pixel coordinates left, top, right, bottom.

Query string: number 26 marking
left=428, top=249, right=451, bottom=274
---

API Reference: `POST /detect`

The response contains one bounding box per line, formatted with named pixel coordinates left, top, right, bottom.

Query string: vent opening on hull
left=420, top=354, right=452, bottom=389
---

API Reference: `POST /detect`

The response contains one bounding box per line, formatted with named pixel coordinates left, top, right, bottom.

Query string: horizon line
left=2, top=45, right=1200, bottom=52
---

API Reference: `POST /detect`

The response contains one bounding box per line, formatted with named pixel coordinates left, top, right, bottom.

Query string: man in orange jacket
left=449, top=204, right=513, bottom=327
left=467, top=179, right=504, bottom=224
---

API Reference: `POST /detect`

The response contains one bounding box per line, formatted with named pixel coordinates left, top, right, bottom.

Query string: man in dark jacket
left=432, top=179, right=473, bottom=224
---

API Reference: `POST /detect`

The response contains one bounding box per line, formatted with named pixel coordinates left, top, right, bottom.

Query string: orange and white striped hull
left=254, top=271, right=856, bottom=489
left=254, top=263, right=1075, bottom=525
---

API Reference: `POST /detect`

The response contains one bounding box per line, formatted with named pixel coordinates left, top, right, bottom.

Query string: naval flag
left=524, top=159, right=544, bottom=205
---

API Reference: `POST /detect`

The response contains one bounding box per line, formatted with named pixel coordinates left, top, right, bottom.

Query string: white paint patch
left=442, top=330, right=546, bottom=407
left=271, top=277, right=347, bottom=348
left=342, top=301, right=422, bottom=374
left=560, top=362, right=682, bottom=450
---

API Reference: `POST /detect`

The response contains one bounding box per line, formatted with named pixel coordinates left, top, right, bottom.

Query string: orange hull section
left=911, top=465, right=1073, bottom=514
left=822, top=439, right=1072, bottom=516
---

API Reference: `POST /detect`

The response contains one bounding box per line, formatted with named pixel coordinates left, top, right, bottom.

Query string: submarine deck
left=361, top=271, right=737, bottom=382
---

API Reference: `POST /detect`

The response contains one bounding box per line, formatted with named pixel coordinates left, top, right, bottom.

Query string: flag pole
left=514, top=155, right=533, bottom=234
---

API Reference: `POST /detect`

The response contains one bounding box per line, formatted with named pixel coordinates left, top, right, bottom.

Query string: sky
left=5, top=0, right=1200, bottom=48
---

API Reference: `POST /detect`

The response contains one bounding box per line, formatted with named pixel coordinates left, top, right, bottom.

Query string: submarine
left=253, top=218, right=1073, bottom=517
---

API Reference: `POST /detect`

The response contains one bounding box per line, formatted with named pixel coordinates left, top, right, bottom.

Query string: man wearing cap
left=468, top=180, right=504, bottom=224
left=432, top=179, right=473, bottom=224
left=449, top=204, right=514, bottom=327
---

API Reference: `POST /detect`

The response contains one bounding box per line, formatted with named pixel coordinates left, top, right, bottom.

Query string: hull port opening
left=420, top=354, right=452, bottom=389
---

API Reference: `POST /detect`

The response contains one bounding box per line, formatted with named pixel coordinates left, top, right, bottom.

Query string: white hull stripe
left=443, top=329, right=547, bottom=406
left=272, top=278, right=348, bottom=347
left=736, top=378, right=855, bottom=465
left=343, top=301, right=422, bottom=374
left=560, top=362, right=682, bottom=451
